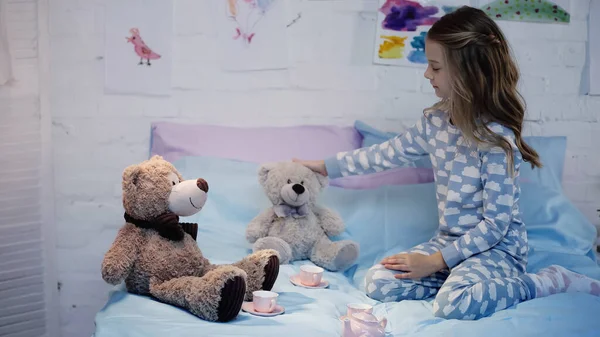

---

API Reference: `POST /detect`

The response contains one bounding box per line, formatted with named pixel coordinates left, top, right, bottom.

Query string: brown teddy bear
left=101, top=155, right=280, bottom=322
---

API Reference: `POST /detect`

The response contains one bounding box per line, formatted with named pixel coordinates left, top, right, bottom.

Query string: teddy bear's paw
left=332, top=241, right=360, bottom=271
left=152, top=266, right=247, bottom=322
left=231, top=250, right=280, bottom=300
left=101, top=260, right=126, bottom=285
left=253, top=237, right=292, bottom=264
left=199, top=266, right=247, bottom=322
left=261, top=255, right=279, bottom=291
left=216, top=275, right=246, bottom=322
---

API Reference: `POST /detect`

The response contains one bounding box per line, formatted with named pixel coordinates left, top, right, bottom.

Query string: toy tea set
left=340, top=303, right=388, bottom=337
left=242, top=265, right=388, bottom=337
left=241, top=264, right=328, bottom=317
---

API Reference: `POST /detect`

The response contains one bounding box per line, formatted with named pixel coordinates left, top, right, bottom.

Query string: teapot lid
left=351, top=311, right=379, bottom=323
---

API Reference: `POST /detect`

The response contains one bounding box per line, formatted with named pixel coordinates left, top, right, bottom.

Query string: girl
left=294, top=6, right=600, bottom=320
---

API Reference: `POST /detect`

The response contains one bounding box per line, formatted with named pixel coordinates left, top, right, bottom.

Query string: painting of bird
left=126, top=28, right=161, bottom=66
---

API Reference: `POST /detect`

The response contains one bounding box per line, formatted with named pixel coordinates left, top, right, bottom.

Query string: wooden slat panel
left=0, top=275, right=43, bottom=292
left=0, top=178, right=39, bottom=192
left=0, top=131, right=39, bottom=143
left=0, top=146, right=40, bottom=159
left=0, top=196, right=41, bottom=211
left=0, top=151, right=40, bottom=164
left=0, top=187, right=39, bottom=201
left=0, top=284, right=44, bottom=301
left=0, top=303, right=45, bottom=322
left=0, top=151, right=41, bottom=160
left=0, top=119, right=40, bottom=128
left=0, top=267, right=44, bottom=284
left=0, top=259, right=43, bottom=277
left=0, top=155, right=41, bottom=169
left=0, top=309, right=45, bottom=328
left=4, top=327, right=46, bottom=337
left=0, top=160, right=41, bottom=169
left=0, top=293, right=44, bottom=309
left=0, top=1, right=49, bottom=336
left=0, top=240, right=43, bottom=257
left=0, top=206, right=40, bottom=220
left=0, top=211, right=41, bottom=224
left=0, top=201, right=41, bottom=214
left=0, top=169, right=40, bottom=182
left=0, top=143, right=39, bottom=153
left=0, top=316, right=45, bottom=336
left=0, top=222, right=40, bottom=236
left=0, top=248, right=41, bottom=263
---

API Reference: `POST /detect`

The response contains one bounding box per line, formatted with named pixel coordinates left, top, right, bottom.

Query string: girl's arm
left=324, top=115, right=431, bottom=179
left=440, top=145, right=521, bottom=269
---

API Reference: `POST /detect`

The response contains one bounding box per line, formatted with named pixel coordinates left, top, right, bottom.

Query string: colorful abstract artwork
left=480, top=0, right=570, bottom=23
left=373, top=0, right=467, bottom=67
left=217, top=0, right=289, bottom=71
left=104, top=0, right=173, bottom=96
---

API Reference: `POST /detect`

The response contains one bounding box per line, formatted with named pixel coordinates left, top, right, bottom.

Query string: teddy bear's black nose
left=197, top=178, right=209, bottom=193
left=292, top=184, right=305, bottom=195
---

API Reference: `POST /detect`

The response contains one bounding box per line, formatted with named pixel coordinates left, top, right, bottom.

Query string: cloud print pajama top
left=324, top=110, right=542, bottom=320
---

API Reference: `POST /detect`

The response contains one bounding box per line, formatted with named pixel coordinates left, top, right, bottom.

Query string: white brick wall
left=46, top=1, right=600, bottom=336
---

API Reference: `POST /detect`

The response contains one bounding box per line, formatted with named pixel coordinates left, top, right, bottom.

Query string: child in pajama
left=294, top=6, right=600, bottom=320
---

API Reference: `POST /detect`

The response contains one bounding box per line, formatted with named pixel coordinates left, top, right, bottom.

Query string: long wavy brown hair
left=425, top=6, right=541, bottom=173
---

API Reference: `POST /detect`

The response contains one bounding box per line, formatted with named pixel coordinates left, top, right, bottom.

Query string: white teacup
left=346, top=303, right=373, bottom=317
left=253, top=290, right=278, bottom=313
left=299, top=265, right=324, bottom=286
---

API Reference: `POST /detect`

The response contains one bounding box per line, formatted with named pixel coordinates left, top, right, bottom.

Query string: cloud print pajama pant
left=364, top=236, right=533, bottom=320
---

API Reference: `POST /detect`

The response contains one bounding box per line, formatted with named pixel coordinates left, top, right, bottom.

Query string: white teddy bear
left=245, top=162, right=360, bottom=272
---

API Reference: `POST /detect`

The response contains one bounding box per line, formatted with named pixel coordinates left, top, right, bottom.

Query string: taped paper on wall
left=104, top=0, right=173, bottom=96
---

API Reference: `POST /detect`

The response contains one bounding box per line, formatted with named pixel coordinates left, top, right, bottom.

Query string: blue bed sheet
left=93, top=156, right=600, bottom=337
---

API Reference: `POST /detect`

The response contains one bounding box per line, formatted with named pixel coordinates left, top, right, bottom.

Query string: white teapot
left=341, top=311, right=387, bottom=337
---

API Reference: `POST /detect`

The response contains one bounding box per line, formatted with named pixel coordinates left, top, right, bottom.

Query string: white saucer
left=241, top=301, right=285, bottom=317
left=289, top=274, right=329, bottom=289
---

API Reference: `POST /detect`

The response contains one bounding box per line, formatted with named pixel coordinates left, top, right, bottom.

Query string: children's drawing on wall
left=126, top=28, right=161, bottom=66
left=373, top=0, right=467, bottom=67
left=226, top=0, right=275, bottom=45
left=104, top=0, right=173, bottom=96
left=217, top=0, right=289, bottom=71
left=479, top=0, right=570, bottom=23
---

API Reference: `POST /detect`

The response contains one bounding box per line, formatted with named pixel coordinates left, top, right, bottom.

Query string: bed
left=92, top=121, right=600, bottom=337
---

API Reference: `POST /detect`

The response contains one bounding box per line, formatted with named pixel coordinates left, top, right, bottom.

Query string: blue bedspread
left=93, top=156, right=600, bottom=337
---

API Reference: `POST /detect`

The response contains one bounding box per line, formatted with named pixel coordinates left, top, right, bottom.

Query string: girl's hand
left=292, top=158, right=328, bottom=177
left=380, top=252, right=447, bottom=279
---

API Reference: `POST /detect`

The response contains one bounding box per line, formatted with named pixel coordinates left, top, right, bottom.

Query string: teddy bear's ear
left=123, top=164, right=143, bottom=187
left=149, top=155, right=163, bottom=162
left=314, top=171, right=328, bottom=189
left=258, top=162, right=277, bottom=185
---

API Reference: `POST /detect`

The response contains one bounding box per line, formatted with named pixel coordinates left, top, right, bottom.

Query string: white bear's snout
left=281, top=183, right=310, bottom=207
left=169, top=179, right=208, bottom=217
left=291, top=183, right=305, bottom=195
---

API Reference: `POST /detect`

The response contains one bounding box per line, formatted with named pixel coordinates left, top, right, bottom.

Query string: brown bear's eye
left=287, top=179, right=291, bottom=184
